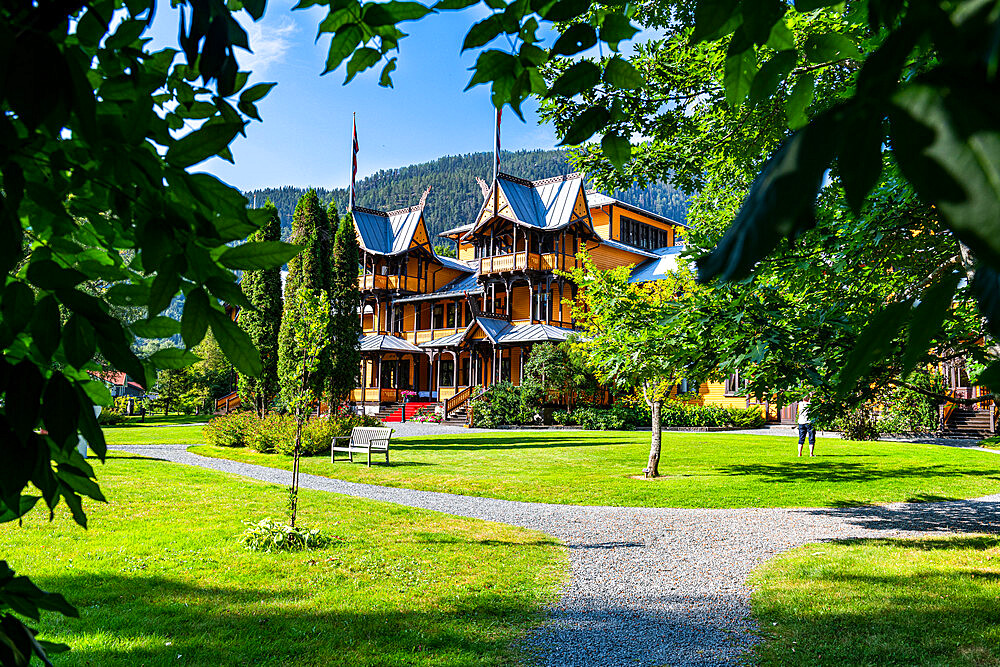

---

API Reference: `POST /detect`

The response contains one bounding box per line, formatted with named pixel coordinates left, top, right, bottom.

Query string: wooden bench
left=331, top=426, right=393, bottom=467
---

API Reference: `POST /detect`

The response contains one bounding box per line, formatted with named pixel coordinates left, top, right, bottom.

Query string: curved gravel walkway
left=111, top=444, right=1000, bottom=666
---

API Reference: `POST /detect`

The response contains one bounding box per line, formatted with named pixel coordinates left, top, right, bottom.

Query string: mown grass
left=190, top=430, right=1000, bottom=508
left=104, top=414, right=209, bottom=428
left=103, top=424, right=205, bottom=445
left=3, top=453, right=566, bottom=666
left=749, top=536, right=1000, bottom=666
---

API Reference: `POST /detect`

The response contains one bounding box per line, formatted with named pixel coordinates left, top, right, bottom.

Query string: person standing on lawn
left=798, top=397, right=816, bottom=457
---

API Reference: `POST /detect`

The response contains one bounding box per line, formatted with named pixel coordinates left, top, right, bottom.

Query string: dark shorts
left=798, top=423, right=816, bottom=445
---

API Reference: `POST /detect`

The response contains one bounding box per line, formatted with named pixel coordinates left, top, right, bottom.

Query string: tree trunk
left=290, top=416, right=302, bottom=527
left=646, top=399, right=661, bottom=478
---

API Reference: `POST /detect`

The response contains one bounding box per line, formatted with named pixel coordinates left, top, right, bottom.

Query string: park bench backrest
left=351, top=427, right=393, bottom=448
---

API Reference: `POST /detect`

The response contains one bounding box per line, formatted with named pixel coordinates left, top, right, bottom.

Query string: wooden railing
left=360, top=274, right=420, bottom=292
left=940, top=389, right=959, bottom=427
left=479, top=252, right=578, bottom=275
left=444, top=385, right=476, bottom=419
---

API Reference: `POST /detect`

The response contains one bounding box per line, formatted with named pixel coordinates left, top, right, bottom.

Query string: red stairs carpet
left=383, top=402, right=436, bottom=422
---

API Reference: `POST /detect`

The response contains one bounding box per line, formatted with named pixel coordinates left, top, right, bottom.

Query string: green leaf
left=742, top=0, right=785, bottom=46
left=148, top=348, right=201, bottom=369
left=697, top=111, right=841, bottom=283
left=602, top=56, right=643, bottom=89
left=363, top=1, right=433, bottom=25
left=803, top=32, right=861, bottom=63
left=344, top=47, right=382, bottom=84
left=131, top=316, right=182, bottom=339
left=598, top=13, right=639, bottom=50
left=379, top=57, right=398, bottom=87
left=692, top=0, right=741, bottom=43
left=837, top=301, right=912, bottom=395
left=26, top=260, right=86, bottom=290
left=0, top=495, right=41, bottom=523
left=465, top=50, right=519, bottom=89
left=239, top=82, right=276, bottom=104
left=149, top=268, right=181, bottom=318
left=181, top=287, right=211, bottom=349
left=242, top=0, right=266, bottom=19
left=549, top=61, right=601, bottom=97
left=463, top=14, right=504, bottom=51
left=63, top=315, right=96, bottom=369
left=42, top=373, right=80, bottom=448
left=765, top=20, right=794, bottom=50
left=219, top=241, right=301, bottom=270
left=795, top=0, right=845, bottom=10
left=552, top=24, right=597, bottom=57
left=2, top=281, right=35, bottom=336
left=209, top=309, right=263, bottom=377
left=435, top=0, right=479, bottom=8
left=748, top=50, right=796, bottom=104
left=30, top=296, right=62, bottom=360
left=976, top=360, right=1000, bottom=393
left=724, top=45, right=757, bottom=108
left=891, top=81, right=1000, bottom=268
left=901, top=273, right=961, bottom=376
left=558, top=106, right=611, bottom=145
left=323, top=24, right=365, bottom=74
left=601, top=132, right=631, bottom=170
left=785, top=71, right=815, bottom=129
left=971, top=265, right=1000, bottom=339
left=538, top=0, right=589, bottom=22
left=81, top=380, right=113, bottom=406
left=837, top=111, right=884, bottom=212
left=166, top=120, right=245, bottom=168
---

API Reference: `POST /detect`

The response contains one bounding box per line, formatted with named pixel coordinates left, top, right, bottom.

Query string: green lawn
left=3, top=454, right=566, bottom=666
left=749, top=536, right=1000, bottom=666
left=104, top=414, right=209, bottom=427
left=103, top=424, right=205, bottom=445
left=189, top=431, right=1000, bottom=508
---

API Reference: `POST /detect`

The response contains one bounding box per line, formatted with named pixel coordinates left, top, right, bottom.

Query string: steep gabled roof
left=463, top=172, right=595, bottom=240
left=353, top=205, right=423, bottom=256
left=359, top=333, right=422, bottom=353
left=394, top=272, right=482, bottom=304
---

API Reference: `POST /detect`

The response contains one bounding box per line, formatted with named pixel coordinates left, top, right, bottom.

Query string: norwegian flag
left=350, top=114, right=359, bottom=211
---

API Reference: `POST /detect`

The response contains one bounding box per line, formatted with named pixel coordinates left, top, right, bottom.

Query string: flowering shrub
left=471, top=382, right=534, bottom=427
left=203, top=412, right=257, bottom=447
left=410, top=412, right=443, bottom=423
left=239, top=517, right=331, bottom=553
left=246, top=413, right=296, bottom=453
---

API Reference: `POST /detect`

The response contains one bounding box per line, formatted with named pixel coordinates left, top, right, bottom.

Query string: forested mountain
left=246, top=149, right=688, bottom=242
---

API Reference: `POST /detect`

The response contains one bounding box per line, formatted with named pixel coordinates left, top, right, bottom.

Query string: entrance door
left=780, top=402, right=799, bottom=424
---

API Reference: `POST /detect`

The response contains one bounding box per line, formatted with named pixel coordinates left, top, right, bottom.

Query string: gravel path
left=111, top=443, right=1000, bottom=666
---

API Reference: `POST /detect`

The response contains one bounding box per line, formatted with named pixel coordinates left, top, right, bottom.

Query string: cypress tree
left=278, top=189, right=332, bottom=405
left=327, top=207, right=362, bottom=406
left=237, top=201, right=283, bottom=417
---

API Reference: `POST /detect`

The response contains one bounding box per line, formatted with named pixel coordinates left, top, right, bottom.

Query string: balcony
left=360, top=274, right=421, bottom=292
left=479, top=252, right=577, bottom=275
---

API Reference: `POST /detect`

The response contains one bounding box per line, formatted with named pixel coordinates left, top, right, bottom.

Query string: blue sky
left=150, top=1, right=564, bottom=191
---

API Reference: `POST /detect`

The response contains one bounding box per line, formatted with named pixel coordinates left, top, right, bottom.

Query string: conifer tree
left=237, top=201, right=283, bottom=417
left=279, top=190, right=332, bottom=406
left=327, top=208, right=362, bottom=406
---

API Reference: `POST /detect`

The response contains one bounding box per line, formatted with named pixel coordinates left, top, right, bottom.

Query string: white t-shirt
left=797, top=401, right=810, bottom=425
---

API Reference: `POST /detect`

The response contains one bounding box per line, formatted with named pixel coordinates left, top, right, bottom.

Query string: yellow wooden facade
left=350, top=173, right=767, bottom=418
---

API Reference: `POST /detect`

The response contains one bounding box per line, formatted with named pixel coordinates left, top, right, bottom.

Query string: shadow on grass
left=799, top=499, right=1000, bottom=535
left=37, top=573, right=545, bottom=666
left=753, top=536, right=1000, bottom=667
left=393, top=433, right=637, bottom=452
left=717, top=461, right=1000, bottom=485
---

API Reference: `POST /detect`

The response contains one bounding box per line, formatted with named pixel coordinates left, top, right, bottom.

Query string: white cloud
left=238, top=15, right=297, bottom=77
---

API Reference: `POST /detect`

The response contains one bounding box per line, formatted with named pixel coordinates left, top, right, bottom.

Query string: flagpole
left=350, top=112, right=358, bottom=212
left=493, top=105, right=501, bottom=212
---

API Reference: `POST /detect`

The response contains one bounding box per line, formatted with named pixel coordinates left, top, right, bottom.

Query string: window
left=724, top=371, right=742, bottom=396
left=540, top=235, right=554, bottom=253
left=464, top=301, right=472, bottom=326
left=440, top=360, right=455, bottom=387
left=446, top=302, right=456, bottom=328
left=459, top=357, right=469, bottom=386
left=433, top=304, right=444, bottom=329
left=501, top=357, right=511, bottom=382
left=619, top=215, right=670, bottom=251
left=392, top=305, right=403, bottom=332
left=535, top=289, right=549, bottom=320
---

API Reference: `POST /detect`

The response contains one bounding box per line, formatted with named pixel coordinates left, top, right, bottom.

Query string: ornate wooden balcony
left=479, top=252, right=577, bottom=275
left=360, top=274, right=421, bottom=292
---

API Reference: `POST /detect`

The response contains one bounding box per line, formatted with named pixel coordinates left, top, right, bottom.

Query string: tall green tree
left=279, top=190, right=332, bottom=407
left=567, top=257, right=716, bottom=478
left=238, top=202, right=284, bottom=417
left=327, top=209, right=362, bottom=407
